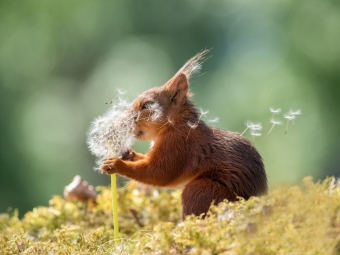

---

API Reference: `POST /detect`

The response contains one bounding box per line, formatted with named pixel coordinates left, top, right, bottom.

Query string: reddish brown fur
left=102, top=57, right=267, bottom=219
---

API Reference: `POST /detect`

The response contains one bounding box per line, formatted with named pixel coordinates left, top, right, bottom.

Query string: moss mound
left=1, top=177, right=340, bottom=254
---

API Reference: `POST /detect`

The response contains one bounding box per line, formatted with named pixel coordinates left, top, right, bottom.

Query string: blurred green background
left=1, top=0, right=339, bottom=215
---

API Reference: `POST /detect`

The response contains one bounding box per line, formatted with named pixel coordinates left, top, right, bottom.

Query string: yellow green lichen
left=1, top=177, right=340, bottom=254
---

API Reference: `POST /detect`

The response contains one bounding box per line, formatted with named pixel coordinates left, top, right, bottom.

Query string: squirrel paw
left=121, top=148, right=136, bottom=161
left=101, top=158, right=121, bottom=175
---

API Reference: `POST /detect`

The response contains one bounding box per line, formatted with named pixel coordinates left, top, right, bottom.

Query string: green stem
left=285, top=120, right=290, bottom=134
left=111, top=174, right=119, bottom=242
left=267, top=124, right=275, bottom=135
left=240, top=127, right=248, bottom=136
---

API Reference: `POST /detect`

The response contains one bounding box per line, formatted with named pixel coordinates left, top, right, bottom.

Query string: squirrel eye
left=142, top=101, right=154, bottom=110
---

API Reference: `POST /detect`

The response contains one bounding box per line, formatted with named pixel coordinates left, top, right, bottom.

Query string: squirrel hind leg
left=181, top=177, right=237, bottom=220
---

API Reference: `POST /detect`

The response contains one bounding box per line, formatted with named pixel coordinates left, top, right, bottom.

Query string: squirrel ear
left=166, top=73, right=188, bottom=92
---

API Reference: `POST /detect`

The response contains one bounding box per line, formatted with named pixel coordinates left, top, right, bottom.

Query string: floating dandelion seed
left=288, top=109, right=301, bottom=128
left=289, top=109, right=302, bottom=116
left=269, top=107, right=281, bottom=125
left=249, top=122, right=262, bottom=144
left=186, top=108, right=209, bottom=140
left=284, top=113, right=296, bottom=134
left=240, top=121, right=253, bottom=136
left=250, top=122, right=263, bottom=131
left=105, top=89, right=127, bottom=105
left=208, top=117, right=220, bottom=123
left=283, top=109, right=301, bottom=133
left=116, top=88, right=127, bottom=95
left=270, top=107, right=282, bottom=114
left=250, top=130, right=262, bottom=144
left=208, top=117, right=219, bottom=133
left=267, top=119, right=282, bottom=135
left=199, top=108, right=209, bottom=117
left=241, top=121, right=262, bottom=136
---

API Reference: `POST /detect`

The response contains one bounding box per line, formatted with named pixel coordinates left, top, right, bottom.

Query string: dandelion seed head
left=87, top=98, right=136, bottom=171
left=269, top=107, right=281, bottom=114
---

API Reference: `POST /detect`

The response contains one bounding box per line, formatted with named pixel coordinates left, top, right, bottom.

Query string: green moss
left=1, top=177, right=340, bottom=254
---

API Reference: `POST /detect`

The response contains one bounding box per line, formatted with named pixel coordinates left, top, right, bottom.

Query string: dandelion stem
left=267, top=124, right=275, bottom=135
left=269, top=113, right=274, bottom=126
left=111, top=174, right=119, bottom=243
left=285, top=119, right=290, bottom=134
left=240, top=127, right=248, bottom=136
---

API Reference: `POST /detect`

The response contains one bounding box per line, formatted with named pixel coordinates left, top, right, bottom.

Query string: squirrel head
left=129, top=73, right=190, bottom=141
left=128, top=49, right=210, bottom=141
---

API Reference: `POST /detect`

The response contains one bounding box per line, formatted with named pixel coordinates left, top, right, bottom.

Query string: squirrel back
left=102, top=50, right=268, bottom=218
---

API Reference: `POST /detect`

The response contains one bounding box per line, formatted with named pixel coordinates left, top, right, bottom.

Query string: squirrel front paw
left=121, top=148, right=146, bottom=161
left=101, top=158, right=122, bottom=175
left=121, top=148, right=136, bottom=161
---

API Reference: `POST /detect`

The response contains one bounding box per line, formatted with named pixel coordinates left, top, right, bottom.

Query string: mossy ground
left=1, top=177, right=340, bottom=254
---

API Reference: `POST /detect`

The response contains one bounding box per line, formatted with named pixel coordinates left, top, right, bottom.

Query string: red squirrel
left=101, top=50, right=268, bottom=218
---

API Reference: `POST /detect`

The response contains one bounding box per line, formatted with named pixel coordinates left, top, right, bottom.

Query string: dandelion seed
left=149, top=102, right=163, bottom=121
left=267, top=118, right=282, bottom=135
left=250, top=122, right=263, bottom=131
left=269, top=107, right=281, bottom=114
left=116, top=88, right=127, bottom=95
left=186, top=108, right=209, bottom=140
left=269, top=107, right=281, bottom=125
left=250, top=131, right=262, bottom=144
left=240, top=121, right=253, bottom=136
left=199, top=108, right=209, bottom=117
left=284, top=114, right=296, bottom=121
left=270, top=119, right=282, bottom=125
left=208, top=117, right=219, bottom=133
left=187, top=121, right=199, bottom=129
left=250, top=131, right=262, bottom=137
left=208, top=117, right=219, bottom=123
left=248, top=122, right=262, bottom=144
left=283, top=113, right=296, bottom=134
left=167, top=116, right=174, bottom=125
left=240, top=121, right=262, bottom=136
left=288, top=109, right=301, bottom=128
left=288, top=109, right=301, bottom=116
left=191, top=64, right=202, bottom=74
